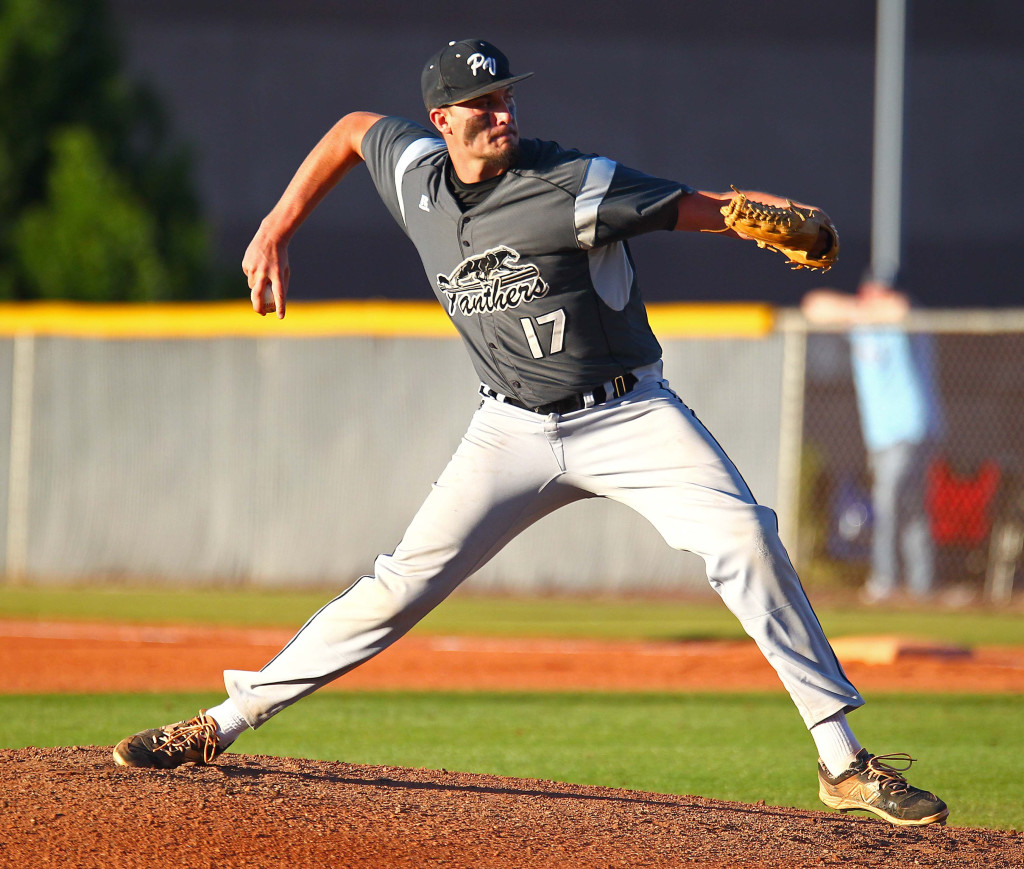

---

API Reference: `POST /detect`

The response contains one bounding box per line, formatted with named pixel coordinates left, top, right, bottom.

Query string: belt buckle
left=613, top=375, right=627, bottom=397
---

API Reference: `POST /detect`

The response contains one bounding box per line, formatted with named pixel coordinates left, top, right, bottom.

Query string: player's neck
left=445, top=162, right=501, bottom=211
left=449, top=155, right=509, bottom=184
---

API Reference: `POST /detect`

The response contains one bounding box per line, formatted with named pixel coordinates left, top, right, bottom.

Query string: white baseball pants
left=226, top=377, right=864, bottom=729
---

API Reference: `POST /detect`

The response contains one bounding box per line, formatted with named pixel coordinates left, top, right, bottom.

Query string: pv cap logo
left=467, top=53, right=497, bottom=77
left=421, top=39, right=533, bottom=110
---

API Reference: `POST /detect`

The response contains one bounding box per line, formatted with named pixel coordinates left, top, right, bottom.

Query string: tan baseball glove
left=720, top=186, right=839, bottom=271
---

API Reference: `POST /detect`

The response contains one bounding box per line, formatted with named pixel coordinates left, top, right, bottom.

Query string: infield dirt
left=3, top=619, right=1024, bottom=694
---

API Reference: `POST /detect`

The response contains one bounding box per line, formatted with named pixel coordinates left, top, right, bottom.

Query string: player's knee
left=708, top=504, right=786, bottom=566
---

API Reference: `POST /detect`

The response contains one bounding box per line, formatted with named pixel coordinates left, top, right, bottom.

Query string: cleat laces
left=156, top=713, right=220, bottom=764
left=862, top=753, right=917, bottom=795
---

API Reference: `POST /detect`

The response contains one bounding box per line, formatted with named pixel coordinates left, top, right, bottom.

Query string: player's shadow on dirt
left=214, top=756, right=855, bottom=825
left=218, top=760, right=677, bottom=805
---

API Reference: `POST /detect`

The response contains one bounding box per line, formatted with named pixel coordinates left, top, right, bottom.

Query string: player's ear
left=429, top=107, right=452, bottom=136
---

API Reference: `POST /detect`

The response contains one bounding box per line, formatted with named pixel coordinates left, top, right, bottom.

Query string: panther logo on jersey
left=437, top=246, right=550, bottom=317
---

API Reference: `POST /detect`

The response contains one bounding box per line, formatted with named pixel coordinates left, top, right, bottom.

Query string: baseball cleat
left=817, top=749, right=949, bottom=826
left=112, top=711, right=224, bottom=769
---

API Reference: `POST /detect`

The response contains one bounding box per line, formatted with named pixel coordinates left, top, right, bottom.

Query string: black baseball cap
left=421, top=38, right=533, bottom=110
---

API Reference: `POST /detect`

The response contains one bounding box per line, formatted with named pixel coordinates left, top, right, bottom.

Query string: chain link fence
left=791, top=313, right=1024, bottom=605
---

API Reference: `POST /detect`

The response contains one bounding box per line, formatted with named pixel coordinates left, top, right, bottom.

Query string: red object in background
left=926, top=458, right=1001, bottom=545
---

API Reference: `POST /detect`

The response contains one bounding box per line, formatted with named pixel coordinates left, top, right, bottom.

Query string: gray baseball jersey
left=362, top=116, right=691, bottom=407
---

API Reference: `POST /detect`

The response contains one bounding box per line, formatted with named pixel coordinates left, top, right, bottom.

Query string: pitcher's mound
left=3, top=746, right=1020, bottom=868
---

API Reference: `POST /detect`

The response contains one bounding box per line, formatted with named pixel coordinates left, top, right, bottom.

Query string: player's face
left=446, top=87, right=520, bottom=171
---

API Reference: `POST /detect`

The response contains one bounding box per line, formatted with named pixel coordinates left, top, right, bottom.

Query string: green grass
left=3, top=586, right=1022, bottom=830
left=1, top=691, right=1020, bottom=830
left=2, top=585, right=1022, bottom=646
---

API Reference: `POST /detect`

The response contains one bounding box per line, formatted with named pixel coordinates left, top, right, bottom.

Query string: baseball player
left=113, top=38, right=947, bottom=826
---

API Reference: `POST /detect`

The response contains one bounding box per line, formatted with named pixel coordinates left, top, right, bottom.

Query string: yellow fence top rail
left=0, top=300, right=775, bottom=339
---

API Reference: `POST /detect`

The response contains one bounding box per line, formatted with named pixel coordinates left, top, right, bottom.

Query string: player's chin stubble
left=463, top=116, right=520, bottom=171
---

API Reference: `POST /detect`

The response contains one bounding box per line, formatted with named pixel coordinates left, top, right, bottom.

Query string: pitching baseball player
left=113, top=38, right=947, bottom=826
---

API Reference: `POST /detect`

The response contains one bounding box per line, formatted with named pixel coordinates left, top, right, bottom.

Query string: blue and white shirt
left=850, top=328, right=944, bottom=451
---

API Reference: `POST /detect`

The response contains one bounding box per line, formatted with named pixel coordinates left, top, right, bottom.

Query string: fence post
left=775, top=311, right=807, bottom=567
left=6, top=334, right=35, bottom=583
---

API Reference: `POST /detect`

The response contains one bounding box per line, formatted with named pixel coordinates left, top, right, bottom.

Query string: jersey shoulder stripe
left=574, top=156, right=617, bottom=250
left=394, top=137, right=446, bottom=224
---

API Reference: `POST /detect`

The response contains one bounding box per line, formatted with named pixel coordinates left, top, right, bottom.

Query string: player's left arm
left=675, top=188, right=834, bottom=259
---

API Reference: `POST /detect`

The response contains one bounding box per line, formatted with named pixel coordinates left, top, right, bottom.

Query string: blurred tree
left=15, top=127, right=170, bottom=301
left=0, top=0, right=212, bottom=301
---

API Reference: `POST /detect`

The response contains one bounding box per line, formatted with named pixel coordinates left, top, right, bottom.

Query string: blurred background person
left=802, top=273, right=944, bottom=603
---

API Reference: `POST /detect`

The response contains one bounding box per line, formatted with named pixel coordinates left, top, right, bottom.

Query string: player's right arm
left=243, top=111, right=384, bottom=318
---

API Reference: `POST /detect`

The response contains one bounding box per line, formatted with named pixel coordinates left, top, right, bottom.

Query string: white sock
left=810, top=711, right=863, bottom=777
left=205, top=697, right=250, bottom=748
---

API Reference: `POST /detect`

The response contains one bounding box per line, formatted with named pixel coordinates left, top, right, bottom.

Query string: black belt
left=479, top=373, right=638, bottom=415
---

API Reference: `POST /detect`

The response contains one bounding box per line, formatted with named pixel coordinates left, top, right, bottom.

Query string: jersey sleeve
left=361, top=116, right=447, bottom=230
left=573, top=157, right=692, bottom=250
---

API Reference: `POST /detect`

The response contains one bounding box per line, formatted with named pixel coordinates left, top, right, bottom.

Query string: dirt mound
left=5, top=747, right=1021, bottom=868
